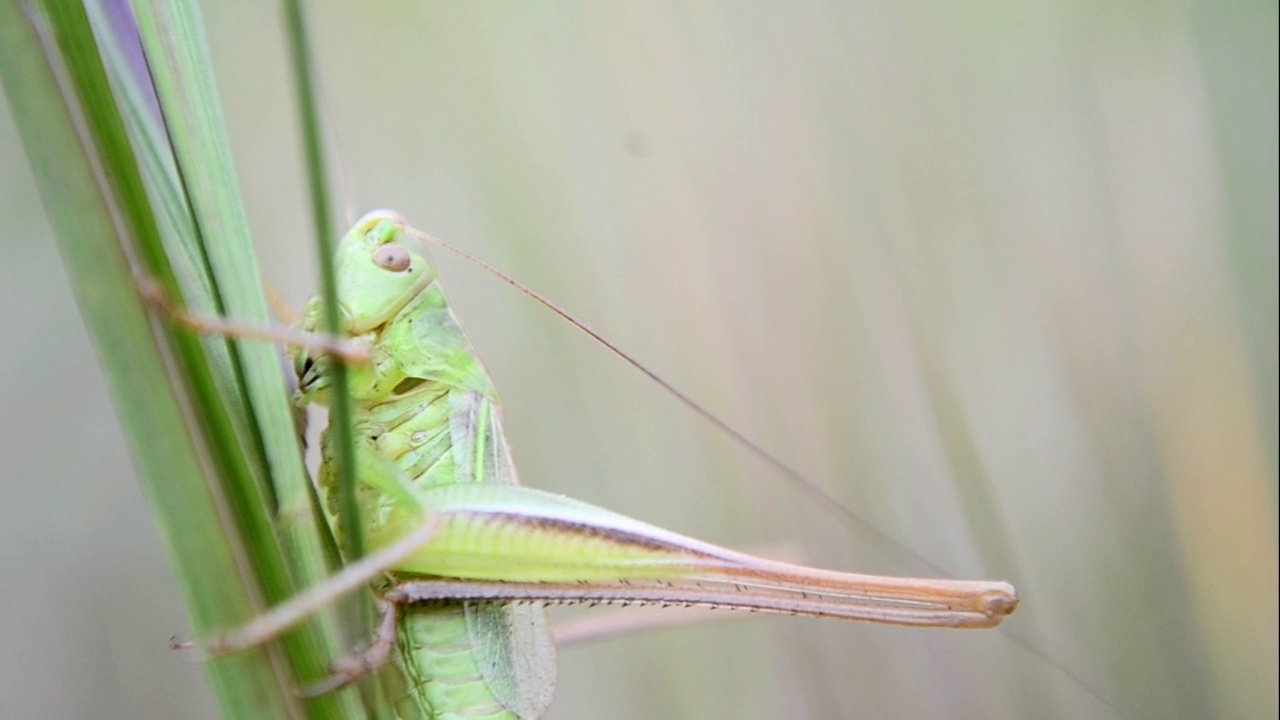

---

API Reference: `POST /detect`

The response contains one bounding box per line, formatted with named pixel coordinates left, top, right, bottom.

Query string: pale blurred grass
left=1, top=2, right=1275, bottom=719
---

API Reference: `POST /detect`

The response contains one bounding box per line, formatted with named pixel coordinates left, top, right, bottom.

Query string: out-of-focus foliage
left=1, top=2, right=1273, bottom=719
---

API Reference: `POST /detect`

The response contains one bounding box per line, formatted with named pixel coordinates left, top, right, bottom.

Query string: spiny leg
left=265, top=282, right=300, bottom=326
left=168, top=514, right=443, bottom=660
left=300, top=597, right=399, bottom=698
left=135, top=274, right=369, bottom=362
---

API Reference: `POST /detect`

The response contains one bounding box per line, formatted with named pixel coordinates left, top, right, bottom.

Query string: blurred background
left=1, top=2, right=1275, bottom=718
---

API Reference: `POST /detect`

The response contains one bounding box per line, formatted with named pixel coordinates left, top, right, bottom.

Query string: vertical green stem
left=280, top=0, right=361, bottom=564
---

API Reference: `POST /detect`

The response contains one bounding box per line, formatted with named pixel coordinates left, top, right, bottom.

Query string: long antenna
left=404, top=226, right=951, bottom=579
left=403, top=223, right=1131, bottom=720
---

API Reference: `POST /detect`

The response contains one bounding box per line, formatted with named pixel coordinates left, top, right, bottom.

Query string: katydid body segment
left=285, top=210, right=1017, bottom=719
left=296, top=211, right=556, bottom=719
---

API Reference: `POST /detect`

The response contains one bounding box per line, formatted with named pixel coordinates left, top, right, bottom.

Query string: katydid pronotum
left=174, top=210, right=1018, bottom=719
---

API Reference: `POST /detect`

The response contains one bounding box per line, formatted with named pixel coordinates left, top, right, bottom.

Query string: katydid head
left=333, top=210, right=437, bottom=334
left=294, top=210, right=438, bottom=403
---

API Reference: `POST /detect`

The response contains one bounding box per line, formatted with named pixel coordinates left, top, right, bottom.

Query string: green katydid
left=192, top=209, right=1017, bottom=719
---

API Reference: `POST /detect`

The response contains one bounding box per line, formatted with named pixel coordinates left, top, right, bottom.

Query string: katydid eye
left=372, top=243, right=412, bottom=272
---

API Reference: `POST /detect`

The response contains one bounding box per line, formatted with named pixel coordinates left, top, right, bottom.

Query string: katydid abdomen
left=309, top=390, right=555, bottom=720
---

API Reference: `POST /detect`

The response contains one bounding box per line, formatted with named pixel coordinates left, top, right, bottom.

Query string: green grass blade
left=278, top=3, right=389, bottom=714
left=120, top=2, right=364, bottom=716
left=280, top=0, right=362, bottom=570
left=0, top=1, right=295, bottom=717
left=1, top=1, right=367, bottom=717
